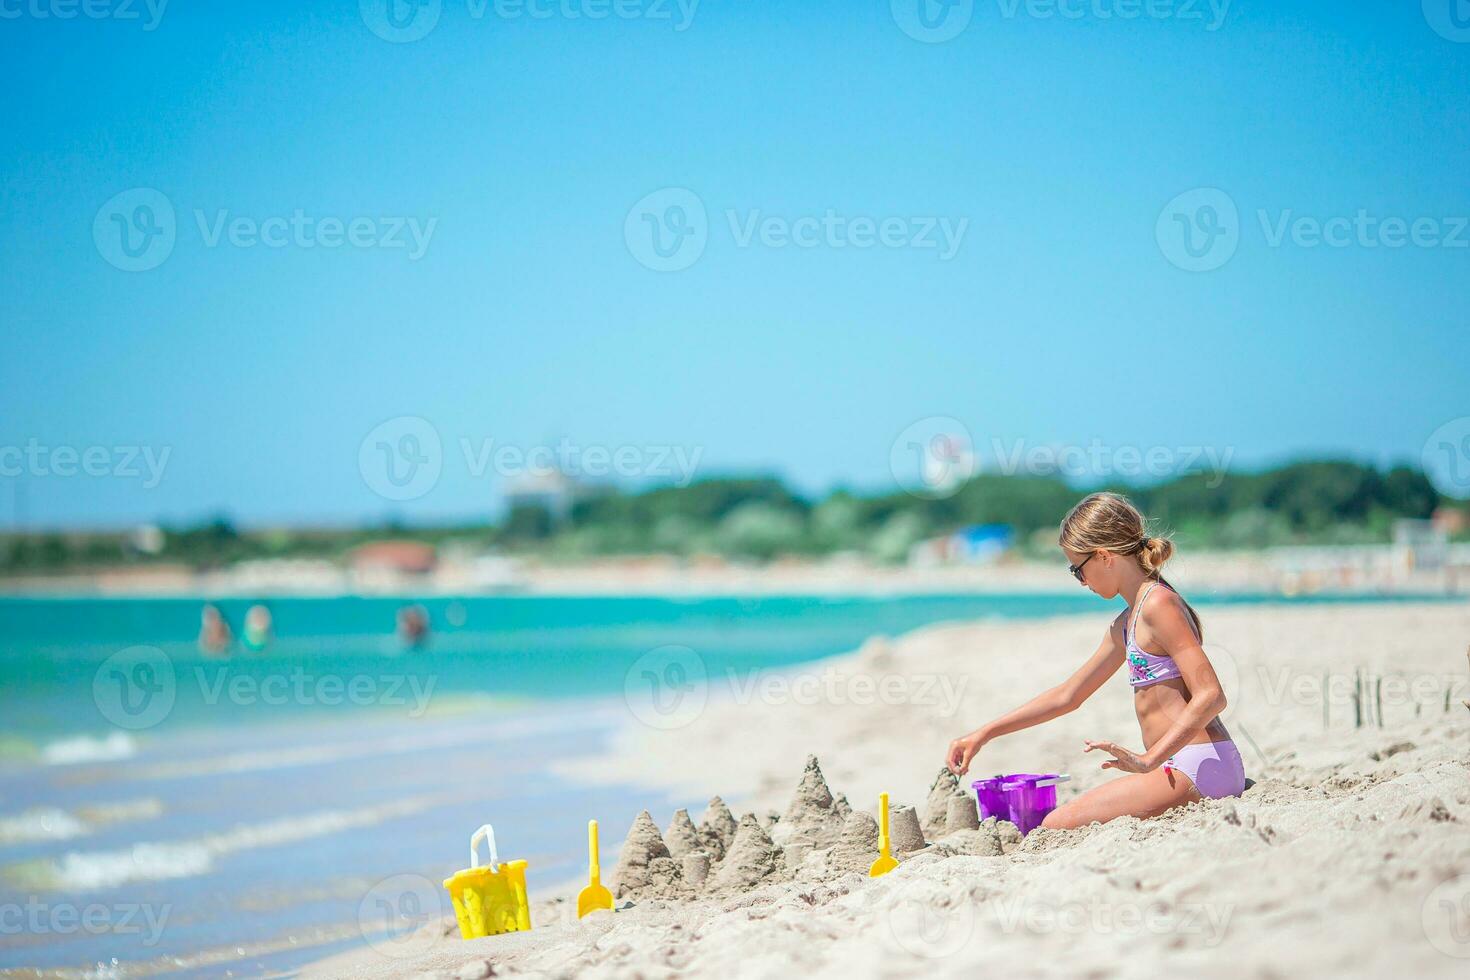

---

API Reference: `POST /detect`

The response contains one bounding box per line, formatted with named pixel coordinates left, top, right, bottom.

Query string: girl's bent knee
left=1041, top=807, right=1079, bottom=831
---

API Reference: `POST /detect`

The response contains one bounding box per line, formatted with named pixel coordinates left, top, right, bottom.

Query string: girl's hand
left=946, top=730, right=987, bottom=776
left=1084, top=740, right=1156, bottom=773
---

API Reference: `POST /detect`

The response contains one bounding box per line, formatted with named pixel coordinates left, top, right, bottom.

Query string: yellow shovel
left=869, top=792, right=898, bottom=878
left=576, top=819, right=614, bottom=918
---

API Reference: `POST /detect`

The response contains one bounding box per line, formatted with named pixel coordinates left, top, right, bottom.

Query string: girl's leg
left=1040, top=767, right=1198, bottom=830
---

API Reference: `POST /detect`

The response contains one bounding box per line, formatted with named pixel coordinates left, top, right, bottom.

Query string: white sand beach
left=302, top=601, right=1470, bottom=979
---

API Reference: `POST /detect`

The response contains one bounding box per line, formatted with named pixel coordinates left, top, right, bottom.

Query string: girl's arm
left=946, top=623, right=1125, bottom=775
left=1135, top=602, right=1226, bottom=768
left=1087, top=597, right=1227, bottom=772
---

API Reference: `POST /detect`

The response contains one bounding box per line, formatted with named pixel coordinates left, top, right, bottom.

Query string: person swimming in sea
left=946, top=492, right=1244, bottom=828
left=198, top=603, right=233, bottom=656
left=242, top=603, right=273, bottom=652
left=396, top=603, right=430, bottom=650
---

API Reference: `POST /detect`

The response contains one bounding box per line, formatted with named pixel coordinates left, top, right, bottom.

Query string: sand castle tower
left=924, top=765, right=982, bottom=837
left=613, top=810, right=706, bottom=901
left=708, top=813, right=782, bottom=893
left=769, top=755, right=847, bottom=862
left=698, top=796, right=738, bottom=861
left=611, top=810, right=671, bottom=899
left=665, top=808, right=702, bottom=857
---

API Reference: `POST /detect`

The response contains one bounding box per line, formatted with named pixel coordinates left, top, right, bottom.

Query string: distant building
left=1432, top=506, right=1467, bottom=537
left=910, top=524, right=1015, bottom=566
left=921, top=433, right=977, bottom=497
left=351, top=540, right=436, bottom=573
left=1270, top=522, right=1452, bottom=591
left=1393, top=518, right=1449, bottom=571
left=349, top=540, right=437, bottom=591
left=504, top=470, right=582, bottom=525
left=129, top=524, right=165, bottom=555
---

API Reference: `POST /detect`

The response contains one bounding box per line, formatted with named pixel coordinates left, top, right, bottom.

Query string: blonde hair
left=1059, top=492, right=1202, bottom=639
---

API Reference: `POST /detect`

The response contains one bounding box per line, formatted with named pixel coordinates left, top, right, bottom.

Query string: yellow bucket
left=442, top=823, right=531, bottom=940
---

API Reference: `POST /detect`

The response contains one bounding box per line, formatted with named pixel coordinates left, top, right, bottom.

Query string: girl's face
left=1063, top=547, right=1123, bottom=599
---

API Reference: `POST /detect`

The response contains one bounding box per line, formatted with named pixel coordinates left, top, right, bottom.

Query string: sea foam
left=41, top=732, right=138, bottom=765
left=7, top=793, right=450, bottom=892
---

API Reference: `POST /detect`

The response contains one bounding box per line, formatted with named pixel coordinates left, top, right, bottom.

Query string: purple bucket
left=971, top=773, right=1070, bottom=835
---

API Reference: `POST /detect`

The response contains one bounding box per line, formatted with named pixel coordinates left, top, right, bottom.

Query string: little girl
left=946, top=492, right=1245, bottom=828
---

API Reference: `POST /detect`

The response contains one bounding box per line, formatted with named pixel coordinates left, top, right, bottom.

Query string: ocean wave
left=0, top=798, right=165, bottom=849
left=4, top=793, right=451, bottom=892
left=0, top=798, right=163, bottom=846
left=0, top=807, right=87, bottom=844
left=41, top=732, right=138, bottom=765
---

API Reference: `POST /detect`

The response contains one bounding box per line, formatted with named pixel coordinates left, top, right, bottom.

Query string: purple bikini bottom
left=1165, top=739, right=1246, bottom=799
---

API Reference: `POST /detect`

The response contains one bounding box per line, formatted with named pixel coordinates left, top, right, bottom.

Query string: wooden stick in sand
left=1352, top=669, right=1362, bottom=729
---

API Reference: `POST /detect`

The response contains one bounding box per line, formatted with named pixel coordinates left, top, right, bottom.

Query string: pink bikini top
left=1124, top=582, right=1183, bottom=688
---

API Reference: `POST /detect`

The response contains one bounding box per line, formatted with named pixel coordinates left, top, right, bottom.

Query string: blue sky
left=1, top=1, right=1467, bottom=529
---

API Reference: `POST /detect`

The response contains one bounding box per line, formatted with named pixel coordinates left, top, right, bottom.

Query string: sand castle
left=610, top=757, right=1016, bottom=903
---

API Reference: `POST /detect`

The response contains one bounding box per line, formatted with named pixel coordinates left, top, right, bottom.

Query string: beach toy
left=442, top=824, right=531, bottom=939
left=971, top=773, right=1070, bottom=836
left=868, top=792, right=898, bottom=878
left=576, top=819, right=614, bottom=919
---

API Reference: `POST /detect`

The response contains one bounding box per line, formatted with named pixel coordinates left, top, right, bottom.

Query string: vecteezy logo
left=358, top=416, right=443, bottom=501
left=93, top=646, right=176, bottom=730
left=360, top=0, right=442, bottom=43
left=1155, top=188, right=1239, bottom=272
left=93, top=188, right=176, bottom=272
left=1422, top=417, right=1470, bottom=500
left=623, top=645, right=708, bottom=730
left=623, top=188, right=708, bottom=272
left=1423, top=0, right=1470, bottom=43
left=889, top=416, right=977, bottom=499
left=359, top=874, right=444, bottom=957
left=886, top=877, right=975, bottom=958
left=891, top=0, right=974, bottom=43
left=1422, top=874, right=1470, bottom=958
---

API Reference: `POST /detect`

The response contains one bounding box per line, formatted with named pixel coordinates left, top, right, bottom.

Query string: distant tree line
left=0, top=460, right=1456, bottom=573
left=512, top=461, right=1447, bottom=560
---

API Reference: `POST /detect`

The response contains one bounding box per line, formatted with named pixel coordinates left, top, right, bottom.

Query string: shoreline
left=0, top=698, right=676, bottom=980
left=298, top=600, right=1470, bottom=979
left=2, top=582, right=1464, bottom=603
left=3, top=548, right=1467, bottom=600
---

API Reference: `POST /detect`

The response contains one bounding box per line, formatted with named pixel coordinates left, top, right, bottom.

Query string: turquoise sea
left=0, top=591, right=1439, bottom=977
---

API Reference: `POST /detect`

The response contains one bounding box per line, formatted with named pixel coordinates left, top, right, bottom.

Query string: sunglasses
left=1068, top=553, right=1097, bottom=583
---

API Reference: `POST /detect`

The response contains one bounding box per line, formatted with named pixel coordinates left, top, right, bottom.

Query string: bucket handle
left=1033, top=774, right=1071, bottom=787
left=469, top=824, right=500, bottom=870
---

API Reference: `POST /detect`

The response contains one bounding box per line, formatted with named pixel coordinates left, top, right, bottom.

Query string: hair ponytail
left=1138, top=535, right=1172, bottom=574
